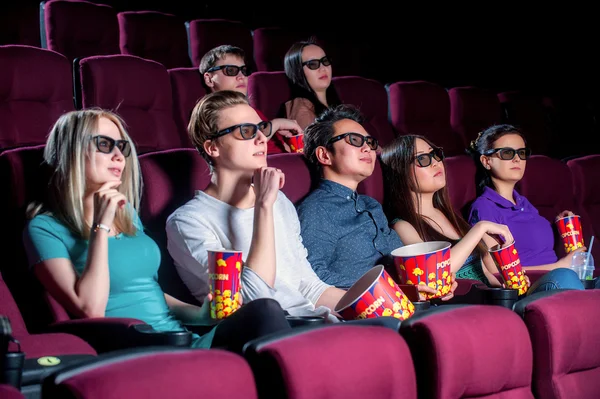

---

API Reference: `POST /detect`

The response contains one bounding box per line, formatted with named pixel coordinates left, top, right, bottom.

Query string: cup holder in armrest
left=582, top=278, right=598, bottom=289
left=285, top=315, right=326, bottom=328
left=435, top=284, right=518, bottom=308
left=130, top=325, right=193, bottom=347
left=412, top=301, right=431, bottom=313
left=478, top=287, right=519, bottom=309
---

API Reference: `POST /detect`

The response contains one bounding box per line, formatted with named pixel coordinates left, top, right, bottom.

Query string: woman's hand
left=415, top=273, right=458, bottom=302
left=415, top=284, right=437, bottom=301
left=93, top=180, right=127, bottom=228
left=499, top=271, right=531, bottom=289
left=197, top=293, right=243, bottom=323
left=440, top=272, right=458, bottom=301
left=556, top=210, right=575, bottom=221
left=197, top=293, right=213, bottom=322
left=476, top=221, right=513, bottom=246
left=271, top=118, right=303, bottom=137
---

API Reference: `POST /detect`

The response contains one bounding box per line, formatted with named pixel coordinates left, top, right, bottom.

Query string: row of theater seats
left=1, top=44, right=588, bottom=158
left=4, top=2, right=600, bottom=159
left=1, top=140, right=599, bottom=341
left=2, top=291, right=600, bottom=399
left=2, top=0, right=353, bottom=74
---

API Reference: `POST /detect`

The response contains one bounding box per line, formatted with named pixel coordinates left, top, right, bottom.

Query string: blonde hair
left=187, top=90, right=249, bottom=168
left=27, top=109, right=141, bottom=238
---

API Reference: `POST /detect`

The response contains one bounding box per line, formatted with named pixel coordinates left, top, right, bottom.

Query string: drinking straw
left=586, top=236, right=595, bottom=266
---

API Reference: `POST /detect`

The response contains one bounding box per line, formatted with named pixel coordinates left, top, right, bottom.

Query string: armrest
left=46, top=318, right=192, bottom=352
left=454, top=279, right=483, bottom=296
left=285, top=315, right=326, bottom=328
left=130, top=324, right=193, bottom=348
left=45, top=318, right=144, bottom=353
left=445, top=284, right=518, bottom=309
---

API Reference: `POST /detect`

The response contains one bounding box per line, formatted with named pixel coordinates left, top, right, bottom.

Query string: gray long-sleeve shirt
left=166, top=189, right=337, bottom=321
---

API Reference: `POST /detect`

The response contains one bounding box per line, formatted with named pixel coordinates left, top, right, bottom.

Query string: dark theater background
left=4, top=1, right=599, bottom=156
left=3, top=1, right=599, bottom=92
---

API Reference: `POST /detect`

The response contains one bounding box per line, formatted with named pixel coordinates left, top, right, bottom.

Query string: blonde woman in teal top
left=23, top=109, right=290, bottom=353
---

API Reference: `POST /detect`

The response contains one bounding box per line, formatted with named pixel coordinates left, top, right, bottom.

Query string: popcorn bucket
left=555, top=215, right=584, bottom=254
left=489, top=241, right=528, bottom=296
left=391, top=241, right=452, bottom=299
left=284, top=134, right=304, bottom=153
left=335, top=265, right=415, bottom=321
left=207, top=250, right=242, bottom=320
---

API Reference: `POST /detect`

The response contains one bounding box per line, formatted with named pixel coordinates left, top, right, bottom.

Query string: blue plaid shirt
left=297, top=179, right=403, bottom=289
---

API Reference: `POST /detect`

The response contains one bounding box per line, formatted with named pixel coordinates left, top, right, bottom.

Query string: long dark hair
left=381, top=135, right=487, bottom=257
left=467, top=124, right=527, bottom=196
left=283, top=38, right=340, bottom=117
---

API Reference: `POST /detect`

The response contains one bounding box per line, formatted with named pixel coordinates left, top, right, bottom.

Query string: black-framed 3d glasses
left=302, top=56, right=331, bottom=70
left=327, top=132, right=378, bottom=150
left=484, top=147, right=532, bottom=161
left=206, top=64, right=250, bottom=77
left=93, top=135, right=131, bottom=157
left=210, top=121, right=273, bottom=140
left=414, top=148, right=444, bottom=167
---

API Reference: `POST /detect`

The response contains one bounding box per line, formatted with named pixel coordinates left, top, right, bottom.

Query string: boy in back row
left=199, top=45, right=302, bottom=154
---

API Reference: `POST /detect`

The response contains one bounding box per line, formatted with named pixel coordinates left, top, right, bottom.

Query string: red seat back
left=388, top=81, right=465, bottom=156
left=567, top=155, right=600, bottom=271
left=186, top=19, right=254, bottom=71
left=43, top=349, right=256, bottom=399
left=246, top=325, right=416, bottom=399
left=252, top=28, right=317, bottom=72
left=445, top=155, right=477, bottom=217
left=0, top=145, right=54, bottom=331
left=77, top=55, right=183, bottom=152
left=522, top=290, right=600, bottom=399
left=267, top=153, right=315, bottom=205
left=449, top=86, right=503, bottom=146
left=333, top=76, right=396, bottom=147
left=247, top=71, right=291, bottom=120
left=118, top=11, right=190, bottom=69
left=139, top=149, right=211, bottom=302
left=42, top=0, right=119, bottom=62
left=168, top=67, right=206, bottom=147
left=0, top=45, right=73, bottom=150
left=401, top=305, right=534, bottom=399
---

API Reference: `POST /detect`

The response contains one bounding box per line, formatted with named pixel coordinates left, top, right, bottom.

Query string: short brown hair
left=188, top=90, right=249, bottom=167
left=199, top=45, right=245, bottom=74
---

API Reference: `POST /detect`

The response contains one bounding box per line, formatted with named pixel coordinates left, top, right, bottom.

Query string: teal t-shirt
left=23, top=213, right=213, bottom=348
